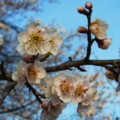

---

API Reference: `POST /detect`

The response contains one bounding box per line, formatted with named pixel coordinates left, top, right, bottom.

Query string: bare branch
left=45, top=59, right=120, bottom=72
left=0, top=82, right=17, bottom=106
left=0, top=100, right=36, bottom=114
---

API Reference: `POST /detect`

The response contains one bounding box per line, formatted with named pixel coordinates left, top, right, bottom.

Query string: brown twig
left=0, top=82, right=17, bottom=106
left=0, top=100, right=36, bottom=114
left=45, top=59, right=120, bottom=72
left=25, top=81, right=43, bottom=104
left=84, top=8, right=93, bottom=61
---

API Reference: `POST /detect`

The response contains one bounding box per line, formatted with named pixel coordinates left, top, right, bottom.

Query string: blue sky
left=34, top=0, right=120, bottom=60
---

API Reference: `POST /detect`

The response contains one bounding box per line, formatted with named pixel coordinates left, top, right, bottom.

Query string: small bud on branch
left=41, top=100, right=50, bottom=110
left=77, top=7, right=88, bottom=15
left=85, top=2, right=93, bottom=10
left=23, top=53, right=35, bottom=63
left=78, top=26, right=88, bottom=33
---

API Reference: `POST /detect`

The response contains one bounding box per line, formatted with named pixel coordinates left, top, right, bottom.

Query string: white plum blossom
left=82, top=81, right=98, bottom=106
left=17, top=20, right=51, bottom=55
left=44, top=73, right=98, bottom=104
left=44, top=76, right=61, bottom=105
left=12, top=61, right=46, bottom=86
left=44, top=26, right=63, bottom=56
left=12, top=62, right=26, bottom=86
left=77, top=82, right=98, bottom=115
left=97, top=37, right=112, bottom=49
left=25, top=61, right=46, bottom=84
left=72, top=74, right=90, bottom=104
left=53, top=74, right=75, bottom=103
left=90, top=18, right=108, bottom=39
left=0, top=34, right=3, bottom=45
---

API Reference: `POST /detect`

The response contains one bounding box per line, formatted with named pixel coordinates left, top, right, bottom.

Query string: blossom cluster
left=0, top=1, right=118, bottom=120
left=17, top=20, right=63, bottom=56
left=44, top=73, right=98, bottom=109
left=12, top=61, right=46, bottom=86
left=77, top=3, right=112, bottom=50
left=11, top=17, right=101, bottom=119
left=90, top=18, right=112, bottom=49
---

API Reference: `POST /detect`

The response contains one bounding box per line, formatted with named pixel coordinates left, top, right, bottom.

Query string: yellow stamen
left=59, top=80, right=71, bottom=94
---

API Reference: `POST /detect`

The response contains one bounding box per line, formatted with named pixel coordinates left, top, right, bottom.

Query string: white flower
left=82, top=81, right=98, bottom=106
left=44, top=76, right=61, bottom=105
left=12, top=62, right=26, bottom=86
left=97, top=37, right=112, bottom=49
left=53, top=74, right=75, bottom=103
left=44, top=26, right=63, bottom=56
left=45, top=73, right=98, bottom=105
left=90, top=18, right=108, bottom=39
left=72, top=74, right=89, bottom=104
left=25, top=61, right=46, bottom=84
left=0, top=34, right=3, bottom=45
left=17, top=20, right=51, bottom=55
left=12, top=61, right=46, bottom=86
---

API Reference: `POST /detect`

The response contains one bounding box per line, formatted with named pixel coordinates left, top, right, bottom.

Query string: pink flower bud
left=77, top=7, right=88, bottom=15
left=41, top=100, right=50, bottom=110
left=78, top=26, right=88, bottom=33
left=97, top=37, right=112, bottom=49
left=23, top=53, right=35, bottom=63
left=85, top=2, right=93, bottom=9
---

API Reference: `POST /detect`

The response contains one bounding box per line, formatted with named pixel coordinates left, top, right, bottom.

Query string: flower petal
left=39, top=41, right=51, bottom=54
left=17, top=43, right=25, bottom=54
left=49, top=44, right=58, bottom=56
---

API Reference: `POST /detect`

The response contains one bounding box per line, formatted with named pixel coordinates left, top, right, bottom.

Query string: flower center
left=34, top=36, right=39, bottom=41
left=59, top=80, right=71, bottom=94
left=75, top=85, right=83, bottom=96
left=29, top=32, right=44, bottom=44
left=75, top=84, right=88, bottom=97
left=27, top=66, right=38, bottom=79
left=50, top=38, right=55, bottom=44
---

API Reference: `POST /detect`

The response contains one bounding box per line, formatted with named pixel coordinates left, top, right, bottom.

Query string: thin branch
left=45, top=59, right=120, bottom=72
left=0, top=100, right=36, bottom=114
left=84, top=8, right=93, bottom=61
left=0, top=82, right=17, bottom=106
left=25, top=81, right=43, bottom=104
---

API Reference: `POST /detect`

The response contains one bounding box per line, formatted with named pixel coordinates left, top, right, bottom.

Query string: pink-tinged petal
left=52, top=34, right=63, bottom=46
left=37, top=67, right=46, bottom=79
left=90, top=18, right=108, bottom=39
left=49, top=44, right=58, bottom=56
left=25, top=63, right=46, bottom=84
left=98, top=37, right=112, bottom=49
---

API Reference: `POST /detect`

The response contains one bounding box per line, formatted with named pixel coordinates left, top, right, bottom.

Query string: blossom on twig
left=90, top=18, right=108, bottom=39
left=17, top=20, right=51, bottom=55
left=12, top=61, right=46, bottom=86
